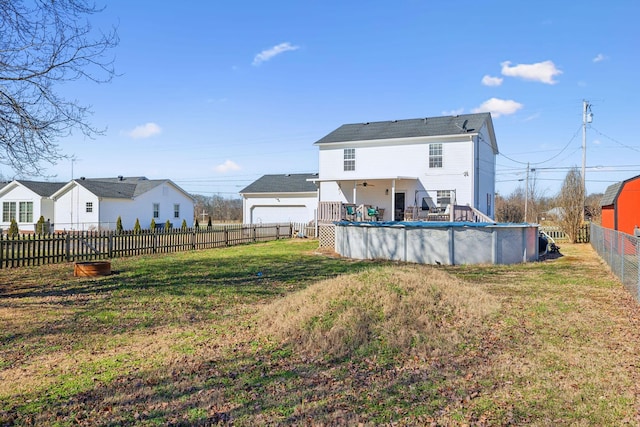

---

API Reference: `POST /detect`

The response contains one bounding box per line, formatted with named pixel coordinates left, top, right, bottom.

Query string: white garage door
left=251, top=206, right=310, bottom=224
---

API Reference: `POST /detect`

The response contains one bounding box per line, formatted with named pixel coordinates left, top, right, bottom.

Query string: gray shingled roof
left=601, top=174, right=640, bottom=206
left=73, top=177, right=167, bottom=199
left=17, top=180, right=66, bottom=196
left=240, top=173, right=319, bottom=194
left=314, top=112, right=492, bottom=144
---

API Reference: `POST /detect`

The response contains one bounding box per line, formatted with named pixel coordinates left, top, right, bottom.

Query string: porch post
left=391, top=179, right=396, bottom=221
left=353, top=181, right=357, bottom=205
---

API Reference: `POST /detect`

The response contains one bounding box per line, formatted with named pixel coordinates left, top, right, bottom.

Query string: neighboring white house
left=49, top=176, right=195, bottom=231
left=312, top=112, right=498, bottom=221
left=239, top=173, right=318, bottom=224
left=0, top=180, right=66, bottom=232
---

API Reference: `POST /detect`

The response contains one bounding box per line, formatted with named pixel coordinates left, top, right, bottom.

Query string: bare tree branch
left=0, top=0, right=118, bottom=175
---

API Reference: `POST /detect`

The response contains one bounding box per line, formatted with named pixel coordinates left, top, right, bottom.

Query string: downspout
left=391, top=179, right=396, bottom=222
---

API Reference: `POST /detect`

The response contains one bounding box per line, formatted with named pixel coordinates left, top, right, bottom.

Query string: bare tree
left=585, top=193, right=603, bottom=224
left=495, top=188, right=525, bottom=223
left=0, top=0, right=118, bottom=175
left=557, top=167, right=584, bottom=243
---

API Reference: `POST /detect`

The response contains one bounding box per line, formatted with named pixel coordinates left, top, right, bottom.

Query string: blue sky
left=27, top=0, right=640, bottom=198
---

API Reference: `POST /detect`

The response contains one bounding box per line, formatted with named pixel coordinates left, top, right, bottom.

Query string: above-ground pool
left=335, top=221, right=539, bottom=265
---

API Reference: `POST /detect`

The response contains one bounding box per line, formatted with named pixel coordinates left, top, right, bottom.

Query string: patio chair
left=345, top=205, right=356, bottom=221
left=367, top=207, right=380, bottom=221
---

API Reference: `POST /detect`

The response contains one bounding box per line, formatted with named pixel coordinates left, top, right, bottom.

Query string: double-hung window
left=153, top=203, right=160, bottom=218
left=19, top=202, right=33, bottom=223
left=344, top=148, right=355, bottom=171
left=174, top=204, right=180, bottom=218
left=429, top=143, right=443, bottom=168
left=3, top=202, right=16, bottom=222
left=86, top=202, right=93, bottom=213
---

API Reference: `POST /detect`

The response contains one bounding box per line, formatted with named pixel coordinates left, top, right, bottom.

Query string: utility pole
left=582, top=100, right=592, bottom=221
left=524, top=162, right=529, bottom=223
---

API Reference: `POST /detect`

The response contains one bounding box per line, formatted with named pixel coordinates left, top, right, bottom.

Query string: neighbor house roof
left=601, top=174, right=640, bottom=207
left=51, top=176, right=194, bottom=201
left=239, top=173, right=319, bottom=194
left=15, top=180, right=66, bottom=196
left=314, top=112, right=494, bottom=145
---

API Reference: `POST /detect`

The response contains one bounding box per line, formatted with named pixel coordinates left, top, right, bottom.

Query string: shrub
left=207, top=217, right=212, bottom=229
left=116, top=216, right=123, bottom=234
left=195, top=219, right=199, bottom=229
left=150, top=218, right=156, bottom=231
left=35, top=215, right=46, bottom=234
left=181, top=219, right=187, bottom=230
left=8, top=219, right=19, bottom=237
left=165, top=219, right=171, bottom=230
left=133, top=218, right=141, bottom=234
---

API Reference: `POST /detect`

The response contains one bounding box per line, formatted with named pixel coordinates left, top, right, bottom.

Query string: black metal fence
left=0, top=223, right=315, bottom=269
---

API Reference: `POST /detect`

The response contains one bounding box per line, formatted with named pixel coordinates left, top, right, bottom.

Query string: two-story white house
left=312, top=112, right=498, bottom=222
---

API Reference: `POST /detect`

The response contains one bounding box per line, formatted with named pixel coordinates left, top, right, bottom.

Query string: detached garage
left=240, top=173, right=318, bottom=225
left=601, top=174, right=640, bottom=236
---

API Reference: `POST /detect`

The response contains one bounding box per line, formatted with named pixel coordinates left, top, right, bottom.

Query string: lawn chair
left=345, top=205, right=356, bottom=221
left=367, top=207, right=380, bottom=221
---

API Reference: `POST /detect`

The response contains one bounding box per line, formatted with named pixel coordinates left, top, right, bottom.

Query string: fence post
left=276, top=224, right=280, bottom=240
left=191, top=229, right=196, bottom=250
left=252, top=225, right=256, bottom=243
left=65, top=233, right=71, bottom=262
left=637, top=237, right=640, bottom=302
left=0, top=233, right=3, bottom=269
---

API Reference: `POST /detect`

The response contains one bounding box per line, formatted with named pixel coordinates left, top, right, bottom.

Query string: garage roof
left=240, top=173, right=319, bottom=194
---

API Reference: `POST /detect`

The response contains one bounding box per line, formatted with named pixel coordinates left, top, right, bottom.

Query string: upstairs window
left=86, top=202, right=93, bottom=213
left=429, top=143, right=443, bottom=168
left=174, top=204, right=180, bottom=218
left=153, top=203, right=160, bottom=218
left=344, top=148, right=355, bottom=171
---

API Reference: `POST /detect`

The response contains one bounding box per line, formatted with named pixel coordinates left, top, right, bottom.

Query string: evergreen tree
left=195, top=219, right=199, bottom=229
left=165, top=219, right=171, bottom=230
left=116, top=216, right=123, bottom=234
left=150, top=218, right=156, bottom=231
left=35, top=216, right=46, bottom=234
left=181, top=219, right=187, bottom=230
left=8, top=219, right=19, bottom=237
left=207, top=217, right=212, bottom=229
left=133, top=218, right=141, bottom=234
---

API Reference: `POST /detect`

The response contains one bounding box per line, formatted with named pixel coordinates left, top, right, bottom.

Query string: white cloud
left=441, top=108, right=465, bottom=116
left=214, top=160, right=241, bottom=173
left=593, top=53, right=607, bottom=63
left=252, top=42, right=300, bottom=66
left=472, top=98, right=523, bottom=118
left=481, top=75, right=503, bottom=86
left=126, top=122, right=162, bottom=139
left=500, top=60, right=562, bottom=84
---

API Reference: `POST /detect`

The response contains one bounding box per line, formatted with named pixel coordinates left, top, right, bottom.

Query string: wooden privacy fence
left=0, top=223, right=313, bottom=269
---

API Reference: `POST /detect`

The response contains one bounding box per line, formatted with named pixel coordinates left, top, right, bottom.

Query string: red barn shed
left=601, top=174, right=640, bottom=236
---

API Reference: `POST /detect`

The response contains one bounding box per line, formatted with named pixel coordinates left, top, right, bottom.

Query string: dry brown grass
left=259, top=265, right=499, bottom=361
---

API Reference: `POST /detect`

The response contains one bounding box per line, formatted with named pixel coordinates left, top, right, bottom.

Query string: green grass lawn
left=1, top=240, right=639, bottom=425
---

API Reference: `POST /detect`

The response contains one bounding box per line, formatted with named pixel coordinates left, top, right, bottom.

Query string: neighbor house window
left=437, top=190, right=451, bottom=207
left=344, top=148, right=355, bottom=171
left=174, top=204, right=180, bottom=218
left=3, top=202, right=16, bottom=222
left=19, top=202, right=33, bottom=223
left=429, top=143, right=443, bottom=168
left=153, top=203, right=160, bottom=218
left=86, top=202, right=93, bottom=213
